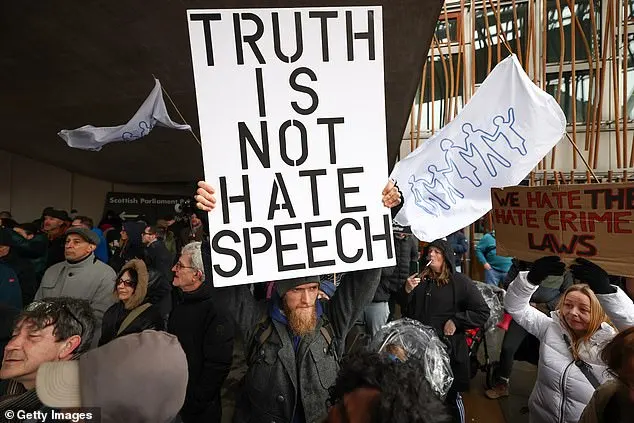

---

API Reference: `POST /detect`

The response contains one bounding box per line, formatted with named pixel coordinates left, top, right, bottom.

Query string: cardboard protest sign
left=493, top=183, right=634, bottom=277
left=187, top=7, right=395, bottom=286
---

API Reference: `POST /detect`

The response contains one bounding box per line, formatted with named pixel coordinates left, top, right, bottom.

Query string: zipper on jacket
left=558, top=361, right=574, bottom=423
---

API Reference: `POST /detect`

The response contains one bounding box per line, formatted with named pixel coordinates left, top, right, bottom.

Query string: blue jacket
left=92, top=227, right=109, bottom=263
left=0, top=263, right=22, bottom=310
left=475, top=233, right=512, bottom=273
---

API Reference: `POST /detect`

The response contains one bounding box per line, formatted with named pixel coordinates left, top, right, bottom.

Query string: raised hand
left=195, top=181, right=216, bottom=212
left=570, top=258, right=613, bottom=294
left=382, top=180, right=401, bottom=208
left=527, top=256, right=566, bottom=285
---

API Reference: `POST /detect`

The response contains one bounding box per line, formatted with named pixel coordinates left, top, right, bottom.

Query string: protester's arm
left=596, top=288, right=634, bottom=331
left=187, top=309, right=235, bottom=415
left=474, top=235, right=490, bottom=265
left=504, top=272, right=551, bottom=340
left=452, top=278, right=490, bottom=331
left=326, top=267, right=382, bottom=340
left=201, top=239, right=266, bottom=342
left=6, top=229, right=47, bottom=258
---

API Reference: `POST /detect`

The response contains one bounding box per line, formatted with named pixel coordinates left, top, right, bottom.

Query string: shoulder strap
left=117, top=303, right=152, bottom=336
left=563, top=334, right=601, bottom=389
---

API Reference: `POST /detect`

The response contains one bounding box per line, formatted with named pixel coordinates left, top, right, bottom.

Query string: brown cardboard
left=492, top=182, right=634, bottom=277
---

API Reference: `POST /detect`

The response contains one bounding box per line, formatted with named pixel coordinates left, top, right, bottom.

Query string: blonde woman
left=504, top=256, right=634, bottom=423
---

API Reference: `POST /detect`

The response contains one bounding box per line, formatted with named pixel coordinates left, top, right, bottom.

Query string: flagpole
left=565, top=132, right=599, bottom=183
left=152, top=75, right=202, bottom=146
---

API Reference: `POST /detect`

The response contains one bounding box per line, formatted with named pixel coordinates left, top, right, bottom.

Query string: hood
left=428, top=239, right=455, bottom=273
left=122, top=221, right=146, bottom=249
left=117, top=259, right=149, bottom=310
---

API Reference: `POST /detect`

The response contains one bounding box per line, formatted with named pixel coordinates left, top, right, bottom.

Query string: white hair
left=181, top=241, right=204, bottom=280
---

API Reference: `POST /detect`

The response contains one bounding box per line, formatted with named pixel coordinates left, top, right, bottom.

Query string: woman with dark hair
left=578, top=326, right=634, bottom=422
left=398, top=239, right=490, bottom=422
left=108, top=221, right=145, bottom=272
left=99, top=259, right=164, bottom=346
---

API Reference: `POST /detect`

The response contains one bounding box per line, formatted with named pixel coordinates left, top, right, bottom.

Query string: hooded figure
left=99, top=259, right=165, bottom=346
left=398, top=239, right=490, bottom=422
left=108, top=221, right=146, bottom=272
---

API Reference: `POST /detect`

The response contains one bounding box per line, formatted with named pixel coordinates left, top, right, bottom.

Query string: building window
left=545, top=69, right=592, bottom=122
left=474, top=2, right=529, bottom=83
left=435, top=13, right=461, bottom=44
left=546, top=0, right=601, bottom=64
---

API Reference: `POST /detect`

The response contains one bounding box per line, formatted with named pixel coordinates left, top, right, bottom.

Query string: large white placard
left=187, top=7, right=394, bottom=287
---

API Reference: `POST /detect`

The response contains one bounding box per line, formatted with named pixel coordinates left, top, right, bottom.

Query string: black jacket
left=373, top=233, right=419, bottom=302
left=99, top=301, right=165, bottom=346
left=145, top=240, right=174, bottom=282
left=447, top=231, right=468, bottom=266
left=372, top=234, right=418, bottom=303
left=146, top=268, right=172, bottom=319
left=1, top=252, right=37, bottom=305
left=168, top=282, right=234, bottom=423
left=46, top=236, right=66, bottom=269
left=398, top=239, right=489, bottom=392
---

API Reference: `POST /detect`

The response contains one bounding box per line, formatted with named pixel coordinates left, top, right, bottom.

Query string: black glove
left=570, top=258, right=614, bottom=294
left=527, top=256, right=566, bottom=285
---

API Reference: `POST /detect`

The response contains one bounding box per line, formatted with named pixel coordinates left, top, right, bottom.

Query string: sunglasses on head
left=26, top=300, right=85, bottom=338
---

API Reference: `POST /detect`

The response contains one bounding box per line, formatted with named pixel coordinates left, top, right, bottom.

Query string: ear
left=58, top=335, right=82, bottom=360
left=88, top=244, right=97, bottom=253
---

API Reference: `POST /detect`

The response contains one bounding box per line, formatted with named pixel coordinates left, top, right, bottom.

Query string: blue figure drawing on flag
left=409, top=107, right=526, bottom=216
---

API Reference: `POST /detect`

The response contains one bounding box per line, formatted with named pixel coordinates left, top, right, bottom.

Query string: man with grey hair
left=0, top=297, right=96, bottom=418
left=168, top=241, right=234, bottom=423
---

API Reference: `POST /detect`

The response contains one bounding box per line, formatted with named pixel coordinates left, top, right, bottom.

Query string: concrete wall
left=0, top=149, right=191, bottom=223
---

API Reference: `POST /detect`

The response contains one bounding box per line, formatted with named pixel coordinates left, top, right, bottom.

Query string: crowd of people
left=0, top=181, right=633, bottom=423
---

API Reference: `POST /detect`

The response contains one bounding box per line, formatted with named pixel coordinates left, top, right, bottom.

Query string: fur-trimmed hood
left=116, top=259, right=149, bottom=310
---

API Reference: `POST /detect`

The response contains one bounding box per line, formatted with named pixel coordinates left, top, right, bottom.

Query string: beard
left=284, top=304, right=317, bottom=337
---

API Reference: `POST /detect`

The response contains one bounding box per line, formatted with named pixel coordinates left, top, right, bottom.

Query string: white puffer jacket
left=504, top=272, right=634, bottom=423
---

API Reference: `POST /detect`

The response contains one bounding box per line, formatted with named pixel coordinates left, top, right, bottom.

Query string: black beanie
left=276, top=275, right=321, bottom=297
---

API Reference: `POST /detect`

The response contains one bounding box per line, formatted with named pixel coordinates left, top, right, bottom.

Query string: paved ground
left=220, top=327, right=538, bottom=423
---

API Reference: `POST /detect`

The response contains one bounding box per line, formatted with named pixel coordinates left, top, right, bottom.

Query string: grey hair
left=181, top=241, right=204, bottom=279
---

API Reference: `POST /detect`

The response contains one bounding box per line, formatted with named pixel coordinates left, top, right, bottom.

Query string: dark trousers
left=497, top=319, right=540, bottom=381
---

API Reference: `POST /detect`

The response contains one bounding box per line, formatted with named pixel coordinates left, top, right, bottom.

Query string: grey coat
left=214, top=267, right=381, bottom=423
left=35, top=254, right=116, bottom=344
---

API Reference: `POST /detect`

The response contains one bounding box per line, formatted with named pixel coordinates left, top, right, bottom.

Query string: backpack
left=248, top=313, right=339, bottom=365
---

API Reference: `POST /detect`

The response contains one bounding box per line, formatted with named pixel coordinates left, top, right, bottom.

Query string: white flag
left=58, top=78, right=191, bottom=151
left=391, top=54, right=566, bottom=242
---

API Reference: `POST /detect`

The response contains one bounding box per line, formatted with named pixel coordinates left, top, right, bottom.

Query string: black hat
left=276, top=275, right=321, bottom=298
left=65, top=227, right=100, bottom=245
left=44, top=209, right=71, bottom=222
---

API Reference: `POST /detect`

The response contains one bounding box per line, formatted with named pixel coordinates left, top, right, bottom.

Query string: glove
left=570, top=258, right=614, bottom=294
left=527, top=256, right=565, bottom=285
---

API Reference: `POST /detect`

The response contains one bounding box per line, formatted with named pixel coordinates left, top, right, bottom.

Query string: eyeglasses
left=26, top=300, right=85, bottom=338
left=174, top=261, right=195, bottom=271
left=116, top=278, right=135, bottom=288
left=142, top=231, right=153, bottom=236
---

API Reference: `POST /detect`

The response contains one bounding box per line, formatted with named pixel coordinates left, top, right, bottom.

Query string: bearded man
left=195, top=180, right=402, bottom=423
